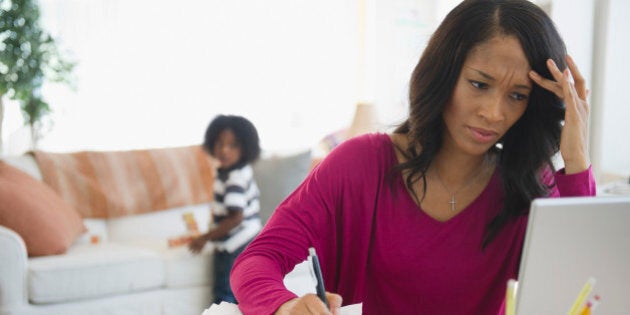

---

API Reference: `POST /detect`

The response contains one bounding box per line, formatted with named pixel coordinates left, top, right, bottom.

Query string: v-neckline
left=385, top=134, right=499, bottom=225
left=408, top=170, right=498, bottom=225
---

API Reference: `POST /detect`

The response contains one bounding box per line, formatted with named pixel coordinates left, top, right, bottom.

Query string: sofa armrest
left=0, top=225, right=29, bottom=309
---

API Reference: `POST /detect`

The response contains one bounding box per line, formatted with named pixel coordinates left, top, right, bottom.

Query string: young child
left=188, top=114, right=262, bottom=304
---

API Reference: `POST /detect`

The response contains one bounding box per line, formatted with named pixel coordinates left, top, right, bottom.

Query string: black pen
left=309, top=247, right=329, bottom=308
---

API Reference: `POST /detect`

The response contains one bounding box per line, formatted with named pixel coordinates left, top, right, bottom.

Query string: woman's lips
left=469, top=126, right=497, bottom=143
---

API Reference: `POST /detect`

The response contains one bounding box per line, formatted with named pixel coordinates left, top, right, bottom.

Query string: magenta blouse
left=231, top=133, right=596, bottom=315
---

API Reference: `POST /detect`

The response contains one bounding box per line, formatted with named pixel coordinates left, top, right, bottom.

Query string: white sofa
left=0, top=150, right=314, bottom=315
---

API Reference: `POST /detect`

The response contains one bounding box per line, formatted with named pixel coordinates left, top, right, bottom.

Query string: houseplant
left=0, top=0, right=74, bottom=151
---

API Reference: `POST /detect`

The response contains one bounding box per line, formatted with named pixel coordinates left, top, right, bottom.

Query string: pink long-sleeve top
left=231, top=133, right=596, bottom=315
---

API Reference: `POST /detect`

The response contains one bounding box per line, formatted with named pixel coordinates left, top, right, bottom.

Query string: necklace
left=434, top=158, right=490, bottom=212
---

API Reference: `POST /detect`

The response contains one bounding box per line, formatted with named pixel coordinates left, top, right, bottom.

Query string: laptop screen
left=515, top=196, right=630, bottom=314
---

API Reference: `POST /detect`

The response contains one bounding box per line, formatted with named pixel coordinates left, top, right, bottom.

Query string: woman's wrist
left=563, top=158, right=590, bottom=175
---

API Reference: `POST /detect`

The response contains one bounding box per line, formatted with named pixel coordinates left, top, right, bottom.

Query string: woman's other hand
left=274, top=292, right=343, bottom=315
left=529, top=55, right=591, bottom=174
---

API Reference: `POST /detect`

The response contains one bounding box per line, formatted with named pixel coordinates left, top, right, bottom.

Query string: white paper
left=201, top=301, right=241, bottom=315
left=201, top=301, right=362, bottom=315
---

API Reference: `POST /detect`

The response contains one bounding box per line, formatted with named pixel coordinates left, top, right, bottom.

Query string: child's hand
left=188, top=234, right=208, bottom=255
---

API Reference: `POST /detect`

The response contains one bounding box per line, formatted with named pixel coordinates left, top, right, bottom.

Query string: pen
left=568, top=277, right=596, bottom=315
left=309, top=247, right=329, bottom=308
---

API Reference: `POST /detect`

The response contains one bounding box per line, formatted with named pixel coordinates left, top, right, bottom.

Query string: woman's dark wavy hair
left=394, top=0, right=567, bottom=246
left=203, top=115, right=261, bottom=170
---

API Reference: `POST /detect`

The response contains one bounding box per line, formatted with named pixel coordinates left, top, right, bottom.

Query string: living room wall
left=552, top=0, right=630, bottom=181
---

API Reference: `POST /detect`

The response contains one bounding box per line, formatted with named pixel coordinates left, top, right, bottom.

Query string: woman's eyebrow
left=469, top=68, right=532, bottom=91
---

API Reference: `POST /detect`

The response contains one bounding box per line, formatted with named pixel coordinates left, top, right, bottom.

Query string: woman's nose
left=478, top=95, right=505, bottom=123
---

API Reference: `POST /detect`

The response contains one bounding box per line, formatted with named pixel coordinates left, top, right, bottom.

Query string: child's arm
left=205, top=210, right=244, bottom=241
left=188, top=211, right=244, bottom=254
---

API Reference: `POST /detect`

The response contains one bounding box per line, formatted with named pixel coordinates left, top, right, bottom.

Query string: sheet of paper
left=201, top=302, right=241, bottom=315
left=340, top=302, right=363, bottom=314
left=201, top=301, right=362, bottom=315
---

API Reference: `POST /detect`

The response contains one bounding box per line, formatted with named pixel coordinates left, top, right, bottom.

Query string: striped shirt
left=212, top=164, right=261, bottom=253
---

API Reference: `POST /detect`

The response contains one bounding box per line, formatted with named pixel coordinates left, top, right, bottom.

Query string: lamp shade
left=346, top=102, right=378, bottom=138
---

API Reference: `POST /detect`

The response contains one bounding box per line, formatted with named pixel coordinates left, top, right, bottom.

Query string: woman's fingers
left=326, top=292, right=343, bottom=315
left=561, top=69, right=580, bottom=115
left=528, top=56, right=587, bottom=102
left=566, top=55, right=587, bottom=99
left=558, top=60, right=590, bottom=117
left=529, top=59, right=564, bottom=99
left=547, top=58, right=565, bottom=82
left=529, top=55, right=591, bottom=174
left=275, top=293, right=342, bottom=315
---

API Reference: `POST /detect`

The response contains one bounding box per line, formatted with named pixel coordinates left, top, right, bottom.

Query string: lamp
left=346, top=102, right=378, bottom=139
left=317, top=102, right=378, bottom=155
left=311, top=102, right=379, bottom=169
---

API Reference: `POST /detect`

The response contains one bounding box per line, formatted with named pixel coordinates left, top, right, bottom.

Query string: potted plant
left=0, top=0, right=75, bottom=152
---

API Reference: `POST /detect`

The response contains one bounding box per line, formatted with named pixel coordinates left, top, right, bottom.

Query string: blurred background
left=1, top=0, right=628, bottom=184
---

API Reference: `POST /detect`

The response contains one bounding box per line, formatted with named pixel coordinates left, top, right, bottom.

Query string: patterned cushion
left=32, top=145, right=215, bottom=218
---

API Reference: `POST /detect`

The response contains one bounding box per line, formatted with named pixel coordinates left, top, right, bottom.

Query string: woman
left=231, top=0, right=596, bottom=314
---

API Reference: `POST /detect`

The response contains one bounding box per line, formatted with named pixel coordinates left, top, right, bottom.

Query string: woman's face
left=442, top=35, right=531, bottom=156
left=213, top=129, right=242, bottom=169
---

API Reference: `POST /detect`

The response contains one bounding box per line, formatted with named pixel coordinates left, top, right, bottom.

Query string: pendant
left=449, top=194, right=456, bottom=211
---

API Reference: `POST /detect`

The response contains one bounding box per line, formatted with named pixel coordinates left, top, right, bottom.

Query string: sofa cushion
left=162, top=247, right=213, bottom=288
left=28, top=243, right=164, bottom=304
left=134, top=241, right=214, bottom=288
left=0, top=161, right=86, bottom=257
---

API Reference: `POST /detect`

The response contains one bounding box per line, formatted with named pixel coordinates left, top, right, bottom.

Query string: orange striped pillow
left=33, top=145, right=215, bottom=218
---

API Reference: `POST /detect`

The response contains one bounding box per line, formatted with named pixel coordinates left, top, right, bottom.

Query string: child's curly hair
left=203, top=115, right=261, bottom=169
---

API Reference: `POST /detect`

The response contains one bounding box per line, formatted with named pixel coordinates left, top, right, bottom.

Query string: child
left=188, top=114, right=262, bottom=304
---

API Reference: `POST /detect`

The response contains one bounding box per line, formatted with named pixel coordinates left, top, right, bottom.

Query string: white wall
left=371, top=0, right=439, bottom=129
left=553, top=0, right=630, bottom=181
left=598, top=0, right=630, bottom=179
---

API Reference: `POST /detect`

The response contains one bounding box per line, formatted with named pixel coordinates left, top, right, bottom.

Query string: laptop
left=515, top=196, right=630, bottom=315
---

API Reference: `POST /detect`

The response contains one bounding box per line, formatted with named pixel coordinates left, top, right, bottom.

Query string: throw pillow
left=0, top=161, right=86, bottom=257
left=33, top=145, right=215, bottom=218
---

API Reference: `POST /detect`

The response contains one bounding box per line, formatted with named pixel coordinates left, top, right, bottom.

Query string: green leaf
left=0, top=0, right=76, bottom=142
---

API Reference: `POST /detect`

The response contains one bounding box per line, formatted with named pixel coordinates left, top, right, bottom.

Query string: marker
left=568, top=277, right=596, bottom=315
left=578, top=294, right=601, bottom=315
left=309, top=247, right=329, bottom=308
left=505, top=279, right=517, bottom=315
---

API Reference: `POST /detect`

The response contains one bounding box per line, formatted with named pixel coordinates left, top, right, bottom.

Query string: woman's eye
left=470, top=80, right=488, bottom=89
left=510, top=93, right=528, bottom=101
